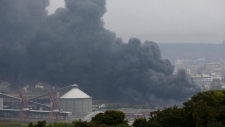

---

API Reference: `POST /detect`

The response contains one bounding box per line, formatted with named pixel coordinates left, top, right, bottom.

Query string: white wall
left=58, top=98, right=92, bottom=116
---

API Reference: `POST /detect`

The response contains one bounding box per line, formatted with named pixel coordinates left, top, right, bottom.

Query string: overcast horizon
left=47, top=0, right=225, bottom=44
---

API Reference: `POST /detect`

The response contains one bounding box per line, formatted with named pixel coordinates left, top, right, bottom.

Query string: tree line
left=133, top=90, right=225, bottom=127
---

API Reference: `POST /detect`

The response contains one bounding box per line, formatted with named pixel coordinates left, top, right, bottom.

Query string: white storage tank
left=58, top=84, right=92, bottom=116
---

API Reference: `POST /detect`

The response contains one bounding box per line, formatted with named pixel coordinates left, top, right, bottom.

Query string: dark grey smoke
left=0, top=0, right=49, bottom=87
left=0, top=0, right=200, bottom=104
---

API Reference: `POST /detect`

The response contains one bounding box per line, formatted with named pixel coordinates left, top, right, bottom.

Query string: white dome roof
left=60, top=88, right=91, bottom=99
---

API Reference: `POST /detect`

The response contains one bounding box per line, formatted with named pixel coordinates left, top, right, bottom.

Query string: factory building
left=58, top=84, right=92, bottom=116
left=0, top=84, right=92, bottom=121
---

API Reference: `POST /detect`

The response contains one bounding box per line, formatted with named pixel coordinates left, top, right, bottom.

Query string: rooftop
left=60, top=88, right=91, bottom=99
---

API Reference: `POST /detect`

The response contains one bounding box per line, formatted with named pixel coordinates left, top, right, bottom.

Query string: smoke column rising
left=0, top=0, right=49, bottom=86
left=0, top=0, right=200, bottom=105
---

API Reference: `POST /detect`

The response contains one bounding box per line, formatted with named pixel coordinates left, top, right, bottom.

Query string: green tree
left=28, top=121, right=47, bottom=127
left=133, top=118, right=148, bottom=127
left=147, top=90, right=225, bottom=127
left=148, top=106, right=185, bottom=127
left=91, top=110, right=128, bottom=126
left=192, top=102, right=216, bottom=127
left=71, top=120, right=89, bottom=127
left=183, top=90, right=225, bottom=127
left=47, top=122, right=71, bottom=127
left=0, top=122, right=27, bottom=127
left=28, top=122, right=34, bottom=127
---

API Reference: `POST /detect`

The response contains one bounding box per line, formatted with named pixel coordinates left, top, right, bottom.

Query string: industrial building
left=58, top=84, right=92, bottom=116
left=0, top=84, right=92, bottom=121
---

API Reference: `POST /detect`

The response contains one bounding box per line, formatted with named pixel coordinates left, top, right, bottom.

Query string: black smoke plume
left=0, top=0, right=49, bottom=87
left=0, top=0, right=200, bottom=104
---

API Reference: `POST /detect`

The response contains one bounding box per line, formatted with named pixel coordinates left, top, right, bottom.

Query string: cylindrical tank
left=58, top=84, right=92, bottom=116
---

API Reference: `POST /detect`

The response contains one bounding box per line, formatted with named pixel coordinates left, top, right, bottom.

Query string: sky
left=47, top=0, right=225, bottom=43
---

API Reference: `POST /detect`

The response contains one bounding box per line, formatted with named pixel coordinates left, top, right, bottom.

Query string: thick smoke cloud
left=0, top=0, right=49, bottom=87
left=0, top=0, right=200, bottom=105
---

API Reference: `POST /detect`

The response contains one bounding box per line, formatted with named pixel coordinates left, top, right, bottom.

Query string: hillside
left=158, top=43, right=225, bottom=63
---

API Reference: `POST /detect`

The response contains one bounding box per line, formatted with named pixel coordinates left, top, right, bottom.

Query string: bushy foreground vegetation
left=0, top=122, right=27, bottom=127
left=134, top=90, right=225, bottom=127
left=0, top=110, right=128, bottom=127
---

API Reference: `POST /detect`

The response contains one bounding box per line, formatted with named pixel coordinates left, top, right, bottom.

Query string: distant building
left=192, top=76, right=212, bottom=82
left=35, top=83, right=44, bottom=89
left=115, top=108, right=153, bottom=120
left=175, top=60, right=183, bottom=65
left=205, top=63, right=225, bottom=70
left=175, top=64, right=201, bottom=71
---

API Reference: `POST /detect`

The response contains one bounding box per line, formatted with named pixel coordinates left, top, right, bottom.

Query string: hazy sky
left=47, top=0, right=225, bottom=43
